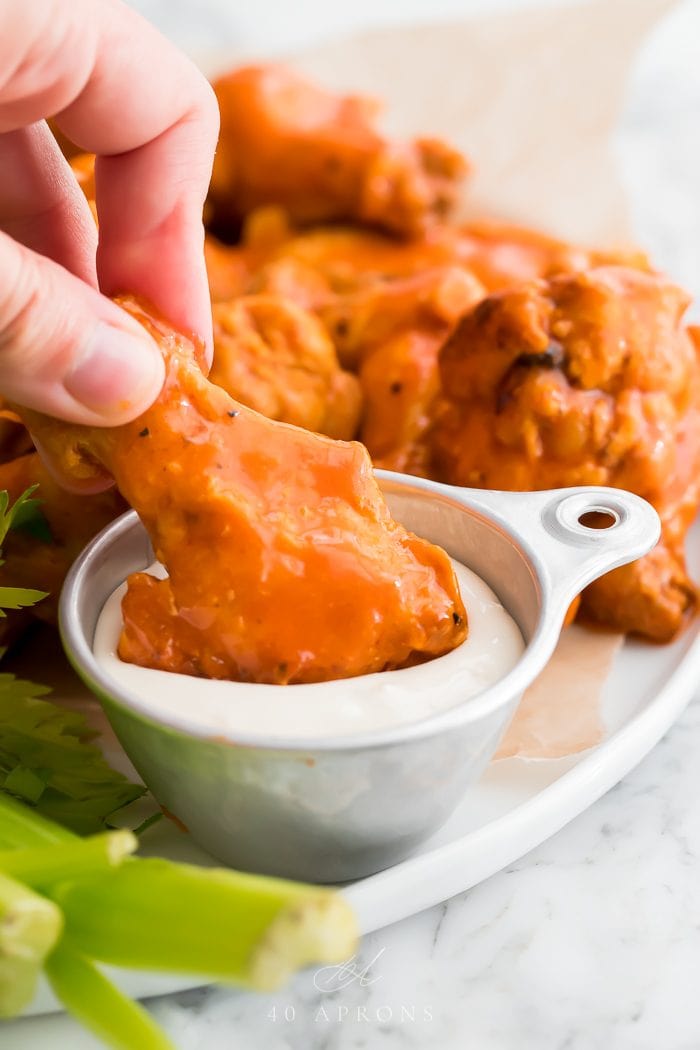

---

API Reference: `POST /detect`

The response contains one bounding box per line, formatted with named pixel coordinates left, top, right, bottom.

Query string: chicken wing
left=455, top=220, right=649, bottom=291
left=204, top=236, right=256, bottom=303
left=206, top=214, right=649, bottom=305
left=209, top=65, right=468, bottom=238
left=430, top=266, right=700, bottom=641
left=322, top=268, right=484, bottom=471
left=210, top=295, right=362, bottom=440
left=20, top=299, right=466, bottom=684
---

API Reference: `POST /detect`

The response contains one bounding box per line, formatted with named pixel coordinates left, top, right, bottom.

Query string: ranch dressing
left=93, top=559, right=524, bottom=738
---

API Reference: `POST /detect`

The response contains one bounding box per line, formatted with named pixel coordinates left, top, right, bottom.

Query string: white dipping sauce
left=93, top=559, right=524, bottom=738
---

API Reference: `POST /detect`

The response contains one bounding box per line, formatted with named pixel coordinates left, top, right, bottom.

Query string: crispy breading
left=209, top=65, right=468, bottom=237
left=211, top=295, right=361, bottom=440
left=430, top=266, right=700, bottom=641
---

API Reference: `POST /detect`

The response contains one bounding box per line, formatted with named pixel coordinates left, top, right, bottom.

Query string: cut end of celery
left=247, top=893, right=358, bottom=991
left=1, top=894, right=62, bottom=962
left=104, top=830, right=139, bottom=866
left=0, top=873, right=63, bottom=1017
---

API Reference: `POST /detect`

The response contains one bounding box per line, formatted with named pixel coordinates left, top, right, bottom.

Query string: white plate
left=23, top=527, right=700, bottom=1015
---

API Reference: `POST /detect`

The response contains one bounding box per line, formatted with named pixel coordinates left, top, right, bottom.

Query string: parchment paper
left=290, top=0, right=675, bottom=243
left=495, top=627, right=623, bottom=759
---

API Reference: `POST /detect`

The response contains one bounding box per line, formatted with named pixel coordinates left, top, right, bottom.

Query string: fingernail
left=65, top=323, right=165, bottom=419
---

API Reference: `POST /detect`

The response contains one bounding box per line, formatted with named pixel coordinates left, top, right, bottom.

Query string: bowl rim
left=58, top=476, right=570, bottom=752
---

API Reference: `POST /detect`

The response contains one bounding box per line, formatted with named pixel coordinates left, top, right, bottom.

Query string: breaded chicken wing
left=205, top=217, right=636, bottom=473
left=210, top=296, right=361, bottom=440
left=455, top=221, right=649, bottom=291
left=322, top=268, right=484, bottom=471
left=209, top=65, right=468, bottom=238
left=20, top=299, right=466, bottom=684
left=430, top=266, right=700, bottom=641
left=205, top=214, right=649, bottom=307
left=204, top=236, right=256, bottom=302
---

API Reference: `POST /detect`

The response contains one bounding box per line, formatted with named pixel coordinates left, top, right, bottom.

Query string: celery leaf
left=0, top=676, right=145, bottom=834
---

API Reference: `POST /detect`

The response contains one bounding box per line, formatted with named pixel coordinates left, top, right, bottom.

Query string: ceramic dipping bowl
left=60, top=473, right=660, bottom=882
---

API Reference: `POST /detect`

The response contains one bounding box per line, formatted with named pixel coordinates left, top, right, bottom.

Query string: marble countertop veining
left=3, top=1, right=700, bottom=1048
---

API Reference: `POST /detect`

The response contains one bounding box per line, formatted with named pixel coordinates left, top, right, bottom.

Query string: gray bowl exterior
left=60, top=475, right=660, bottom=882
left=98, top=692, right=515, bottom=882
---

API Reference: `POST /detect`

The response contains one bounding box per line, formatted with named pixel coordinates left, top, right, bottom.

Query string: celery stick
left=0, top=792, right=74, bottom=849
left=0, top=830, right=137, bottom=887
left=54, top=859, right=358, bottom=990
left=45, top=941, right=175, bottom=1050
left=0, top=871, right=63, bottom=1017
left=2, top=794, right=358, bottom=992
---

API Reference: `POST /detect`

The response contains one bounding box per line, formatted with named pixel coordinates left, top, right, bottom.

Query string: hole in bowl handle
left=455, top=485, right=662, bottom=607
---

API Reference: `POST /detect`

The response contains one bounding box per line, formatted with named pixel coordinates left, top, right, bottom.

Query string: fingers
left=96, top=123, right=215, bottom=367
left=0, top=230, right=164, bottom=426
left=0, top=122, right=98, bottom=284
left=0, top=0, right=218, bottom=359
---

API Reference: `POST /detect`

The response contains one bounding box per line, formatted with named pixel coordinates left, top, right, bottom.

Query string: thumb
left=0, top=230, right=165, bottom=426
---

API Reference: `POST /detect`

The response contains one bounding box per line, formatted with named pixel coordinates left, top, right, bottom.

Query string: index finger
left=0, top=0, right=219, bottom=360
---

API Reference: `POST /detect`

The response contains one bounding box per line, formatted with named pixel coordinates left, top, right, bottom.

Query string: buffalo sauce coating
left=23, top=298, right=467, bottom=684
left=431, top=266, right=700, bottom=642
left=209, top=65, right=468, bottom=238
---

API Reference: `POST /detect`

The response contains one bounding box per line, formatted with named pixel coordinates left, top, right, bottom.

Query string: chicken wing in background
left=430, top=266, right=700, bottom=641
left=55, top=66, right=699, bottom=647
left=209, top=65, right=468, bottom=238
left=210, top=295, right=361, bottom=439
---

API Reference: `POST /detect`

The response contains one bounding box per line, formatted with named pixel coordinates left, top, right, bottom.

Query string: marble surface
left=4, top=1, right=700, bottom=1048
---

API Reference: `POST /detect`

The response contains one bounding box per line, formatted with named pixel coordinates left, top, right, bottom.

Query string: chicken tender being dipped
left=209, top=65, right=468, bottom=238
left=20, top=299, right=467, bottom=684
left=430, top=266, right=700, bottom=642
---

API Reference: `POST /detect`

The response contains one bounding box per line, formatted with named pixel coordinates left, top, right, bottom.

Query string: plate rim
left=343, top=623, right=700, bottom=932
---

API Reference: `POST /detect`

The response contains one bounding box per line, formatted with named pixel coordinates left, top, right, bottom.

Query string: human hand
left=0, top=0, right=218, bottom=427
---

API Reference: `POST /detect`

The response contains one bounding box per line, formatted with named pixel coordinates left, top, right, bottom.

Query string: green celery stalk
left=45, top=941, right=175, bottom=1050
left=0, top=793, right=357, bottom=990
left=0, top=830, right=137, bottom=888
left=0, top=871, right=63, bottom=1017
left=0, top=792, right=74, bottom=849
left=54, top=858, right=357, bottom=990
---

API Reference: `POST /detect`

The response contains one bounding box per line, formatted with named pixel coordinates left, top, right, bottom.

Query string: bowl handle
left=449, top=485, right=662, bottom=607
